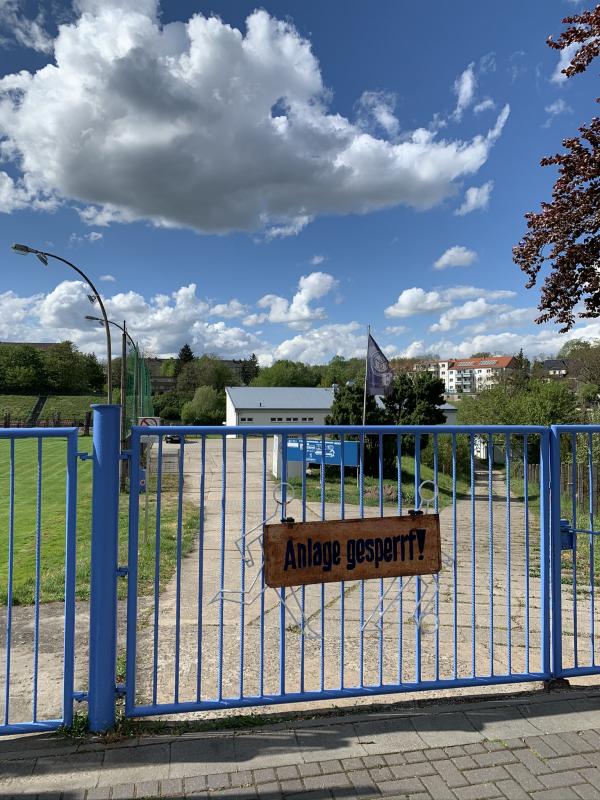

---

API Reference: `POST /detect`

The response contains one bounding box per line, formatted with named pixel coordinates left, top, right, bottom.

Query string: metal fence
left=0, top=427, right=77, bottom=735
left=3, top=411, right=600, bottom=735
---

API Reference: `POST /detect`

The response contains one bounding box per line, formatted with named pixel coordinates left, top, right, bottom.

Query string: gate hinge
left=116, top=566, right=128, bottom=577
left=73, top=690, right=88, bottom=702
left=77, top=451, right=93, bottom=461
left=560, top=519, right=574, bottom=551
left=120, top=450, right=131, bottom=461
left=115, top=683, right=126, bottom=697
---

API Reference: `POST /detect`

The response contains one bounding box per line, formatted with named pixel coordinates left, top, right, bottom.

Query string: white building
left=414, top=356, right=515, bottom=395
left=225, top=386, right=335, bottom=429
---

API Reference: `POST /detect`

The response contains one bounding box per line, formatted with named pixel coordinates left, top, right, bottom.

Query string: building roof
left=542, top=359, right=569, bottom=371
left=448, top=356, right=514, bottom=370
left=226, top=386, right=334, bottom=410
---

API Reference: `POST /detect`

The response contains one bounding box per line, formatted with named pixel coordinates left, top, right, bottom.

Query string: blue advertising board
left=286, top=437, right=358, bottom=467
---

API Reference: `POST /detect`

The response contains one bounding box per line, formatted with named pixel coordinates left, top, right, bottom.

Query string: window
left=286, top=417, right=292, bottom=421
left=292, top=417, right=298, bottom=421
left=270, top=417, right=277, bottom=422
left=307, top=417, right=314, bottom=421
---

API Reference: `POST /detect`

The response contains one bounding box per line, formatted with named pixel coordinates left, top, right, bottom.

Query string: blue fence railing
left=2, top=411, right=600, bottom=735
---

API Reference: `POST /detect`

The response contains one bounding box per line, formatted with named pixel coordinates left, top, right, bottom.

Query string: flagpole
left=362, top=325, right=370, bottom=426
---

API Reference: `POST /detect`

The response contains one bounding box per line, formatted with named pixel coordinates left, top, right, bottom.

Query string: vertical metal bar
left=296, top=435, right=306, bottom=693
left=378, top=433, right=384, bottom=686
left=550, top=426, right=563, bottom=677
left=414, top=433, right=421, bottom=684
left=540, top=430, right=551, bottom=677
left=524, top=435, right=530, bottom=674
left=505, top=434, right=512, bottom=674
left=488, top=433, right=494, bottom=675
left=280, top=433, right=288, bottom=696
left=125, top=429, right=142, bottom=717
left=319, top=432, right=325, bottom=691
left=571, top=433, right=578, bottom=668
left=89, top=404, right=121, bottom=732
left=173, top=438, right=185, bottom=703
left=589, top=432, right=595, bottom=666
left=152, top=436, right=163, bottom=706
left=32, top=438, right=42, bottom=721
left=339, top=433, right=345, bottom=690
left=259, top=435, right=266, bottom=697
left=359, top=432, right=365, bottom=687
left=433, top=433, right=439, bottom=681
left=470, top=433, right=476, bottom=678
left=239, top=435, right=247, bottom=698
left=4, top=438, right=14, bottom=725
left=62, top=430, right=78, bottom=729
left=452, top=433, right=458, bottom=679
left=217, top=435, right=226, bottom=700
left=397, top=433, right=403, bottom=685
left=196, top=434, right=206, bottom=702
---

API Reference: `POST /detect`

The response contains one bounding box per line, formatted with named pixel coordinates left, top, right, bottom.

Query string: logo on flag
left=366, top=334, right=393, bottom=396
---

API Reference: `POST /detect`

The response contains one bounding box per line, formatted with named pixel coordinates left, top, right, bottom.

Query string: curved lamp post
left=11, top=243, right=113, bottom=403
left=85, top=315, right=142, bottom=418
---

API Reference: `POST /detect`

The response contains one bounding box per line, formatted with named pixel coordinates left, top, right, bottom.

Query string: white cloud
left=544, top=98, right=573, bottom=126
left=270, top=321, right=385, bottom=364
left=479, top=53, right=496, bottom=74
left=384, top=324, right=407, bottom=335
left=0, top=1, right=53, bottom=54
left=245, top=271, right=338, bottom=329
left=310, top=254, right=325, bottom=266
left=70, top=230, right=104, bottom=246
left=0, top=4, right=510, bottom=234
left=455, top=181, right=493, bottom=216
left=551, top=42, right=579, bottom=84
left=434, top=245, right=478, bottom=270
left=209, top=299, right=248, bottom=319
left=473, top=98, right=496, bottom=114
left=399, top=340, right=427, bottom=358
left=356, top=90, right=399, bottom=137
left=429, top=299, right=510, bottom=333
left=453, top=63, right=476, bottom=120
left=99, top=274, right=116, bottom=282
left=385, top=285, right=515, bottom=318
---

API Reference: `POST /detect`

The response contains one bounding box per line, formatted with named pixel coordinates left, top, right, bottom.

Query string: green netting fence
left=123, top=344, right=154, bottom=436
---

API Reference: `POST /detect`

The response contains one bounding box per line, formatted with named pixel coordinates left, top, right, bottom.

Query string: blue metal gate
left=0, top=427, right=78, bottom=734
left=123, top=423, right=553, bottom=721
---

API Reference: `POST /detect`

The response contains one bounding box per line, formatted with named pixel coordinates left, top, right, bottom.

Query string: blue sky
left=0, top=0, right=597, bottom=364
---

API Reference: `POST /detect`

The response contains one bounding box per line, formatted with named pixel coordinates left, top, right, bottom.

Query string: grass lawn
left=0, top=395, right=38, bottom=419
left=39, top=395, right=106, bottom=420
left=0, top=438, right=197, bottom=605
left=289, top=456, right=471, bottom=512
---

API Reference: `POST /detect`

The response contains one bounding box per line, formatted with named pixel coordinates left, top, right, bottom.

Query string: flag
left=366, top=333, right=393, bottom=396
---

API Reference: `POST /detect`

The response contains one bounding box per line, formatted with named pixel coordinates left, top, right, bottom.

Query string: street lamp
left=11, top=243, right=113, bottom=403
left=85, top=316, right=142, bottom=418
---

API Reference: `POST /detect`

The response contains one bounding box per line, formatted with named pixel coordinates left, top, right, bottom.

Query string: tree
left=507, top=349, right=531, bottom=391
left=558, top=338, right=600, bottom=385
left=240, top=354, right=260, bottom=385
left=458, top=380, right=578, bottom=428
left=471, top=351, right=493, bottom=358
left=319, top=355, right=365, bottom=388
left=174, top=343, right=194, bottom=378
left=381, top=372, right=445, bottom=427
left=181, top=386, right=225, bottom=425
left=251, top=359, right=321, bottom=387
left=153, top=390, right=183, bottom=420
left=514, top=7, right=600, bottom=330
left=326, top=383, right=383, bottom=426
left=0, top=344, right=46, bottom=393
left=176, top=356, right=235, bottom=400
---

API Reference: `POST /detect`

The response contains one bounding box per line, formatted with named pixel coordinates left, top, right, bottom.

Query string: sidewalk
left=2, top=686, right=600, bottom=799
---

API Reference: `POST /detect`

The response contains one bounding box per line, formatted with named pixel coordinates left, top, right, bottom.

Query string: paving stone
left=558, top=732, right=596, bottom=754
left=543, top=733, right=579, bottom=756
left=255, top=781, right=280, bottom=796
left=287, top=790, right=331, bottom=800
left=86, top=789, right=111, bottom=800
left=341, top=757, right=364, bottom=771
left=303, top=772, right=351, bottom=791
left=160, top=777, right=184, bottom=797
left=451, top=756, right=478, bottom=771
left=377, top=777, right=424, bottom=795
left=472, top=750, right=517, bottom=768
left=278, top=778, right=303, bottom=794
left=362, top=755, right=387, bottom=769
left=367, top=766, right=393, bottom=782
left=503, top=762, right=545, bottom=792
left=545, top=754, right=590, bottom=771
left=514, top=748, right=551, bottom=775
left=433, top=758, right=469, bottom=788
left=220, top=787, right=258, bottom=799
left=253, top=768, right=277, bottom=784
left=453, top=783, right=501, bottom=800
left=579, top=730, right=600, bottom=749
left=111, top=784, right=136, bottom=799
left=412, top=713, right=482, bottom=748
left=578, top=767, right=600, bottom=790
left=275, top=765, right=299, bottom=781
left=539, top=770, right=586, bottom=789
left=529, top=789, right=580, bottom=800
left=206, top=773, right=229, bottom=791
left=464, top=765, right=510, bottom=785
left=498, top=738, right=528, bottom=751
left=297, top=763, right=322, bottom=778
left=462, top=744, right=486, bottom=755
left=574, top=784, right=600, bottom=799
left=383, top=752, right=406, bottom=766
left=134, top=778, right=160, bottom=798
left=390, top=760, right=436, bottom=779
left=405, top=750, right=427, bottom=763
left=444, top=745, right=466, bottom=758
left=524, top=736, right=558, bottom=758
left=422, top=773, right=457, bottom=799
left=495, top=778, right=530, bottom=800
left=230, top=770, right=254, bottom=788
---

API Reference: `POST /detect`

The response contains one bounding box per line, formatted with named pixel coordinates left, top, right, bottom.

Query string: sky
left=0, top=0, right=597, bottom=365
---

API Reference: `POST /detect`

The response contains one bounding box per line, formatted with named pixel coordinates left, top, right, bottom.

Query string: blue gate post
left=88, top=404, right=121, bottom=732
left=540, top=429, right=551, bottom=677
left=550, top=426, right=563, bottom=677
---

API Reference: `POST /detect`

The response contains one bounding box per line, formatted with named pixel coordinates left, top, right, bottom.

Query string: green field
left=0, top=438, right=197, bottom=605
left=0, top=395, right=38, bottom=419
left=39, top=395, right=105, bottom=420
left=289, top=456, right=471, bottom=511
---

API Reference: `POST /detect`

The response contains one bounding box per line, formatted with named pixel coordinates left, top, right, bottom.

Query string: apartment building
left=414, top=356, right=516, bottom=395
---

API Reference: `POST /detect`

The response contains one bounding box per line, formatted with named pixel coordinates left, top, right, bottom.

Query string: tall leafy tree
left=251, top=359, right=321, bottom=387
left=240, top=353, right=260, bottom=385
left=514, top=6, right=600, bottom=330
left=382, top=372, right=445, bottom=427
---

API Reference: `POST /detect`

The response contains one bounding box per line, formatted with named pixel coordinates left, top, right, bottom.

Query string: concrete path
left=2, top=685, right=600, bottom=798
